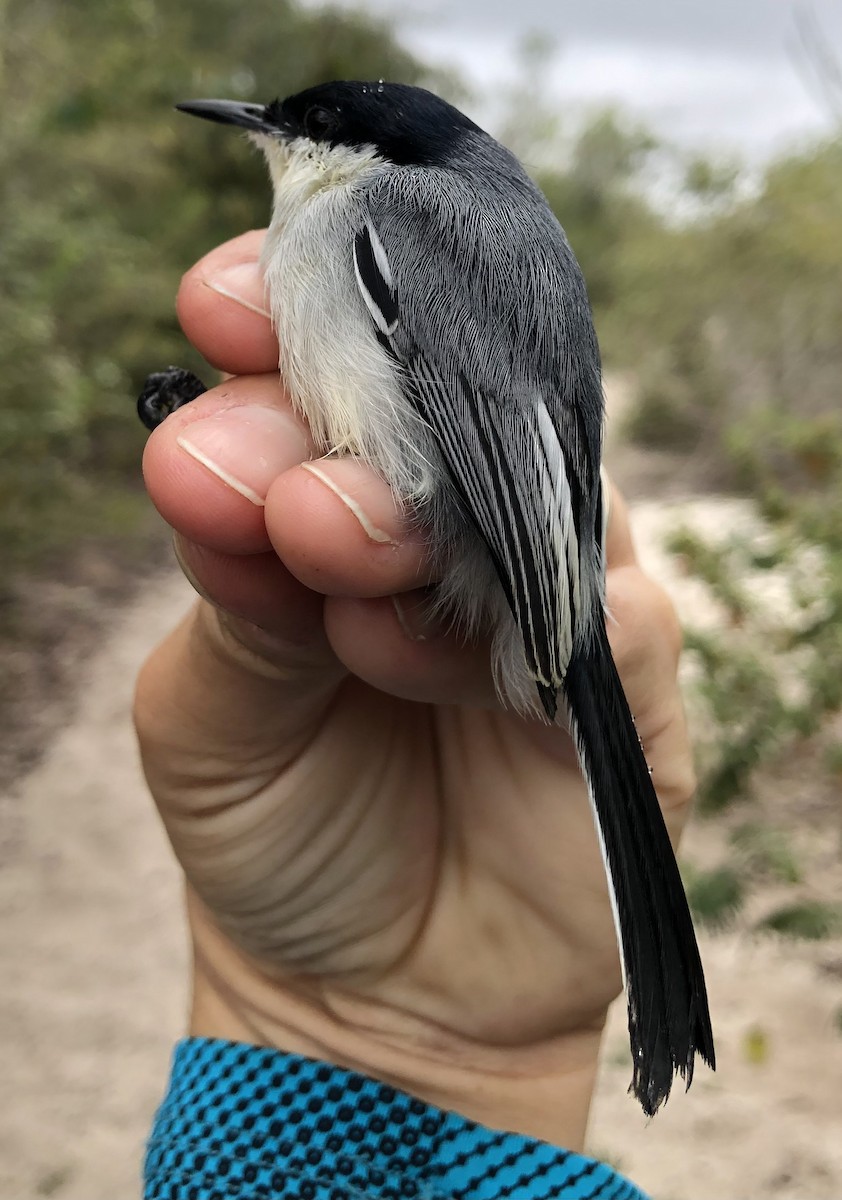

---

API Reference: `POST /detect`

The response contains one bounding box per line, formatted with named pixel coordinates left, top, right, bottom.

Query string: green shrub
left=683, top=863, right=745, bottom=929
left=758, top=901, right=842, bottom=941
left=0, top=0, right=431, bottom=584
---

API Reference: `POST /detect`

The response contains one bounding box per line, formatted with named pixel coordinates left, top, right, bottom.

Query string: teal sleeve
left=145, top=1038, right=648, bottom=1199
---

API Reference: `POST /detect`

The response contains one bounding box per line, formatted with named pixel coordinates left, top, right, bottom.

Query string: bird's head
left=177, top=80, right=482, bottom=170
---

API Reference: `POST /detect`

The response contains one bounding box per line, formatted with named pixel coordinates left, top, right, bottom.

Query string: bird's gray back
left=362, top=136, right=604, bottom=489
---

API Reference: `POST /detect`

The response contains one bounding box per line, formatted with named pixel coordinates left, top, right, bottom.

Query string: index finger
left=177, top=230, right=279, bottom=375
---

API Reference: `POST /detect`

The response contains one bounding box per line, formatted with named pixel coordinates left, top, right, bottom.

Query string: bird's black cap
left=177, top=81, right=484, bottom=166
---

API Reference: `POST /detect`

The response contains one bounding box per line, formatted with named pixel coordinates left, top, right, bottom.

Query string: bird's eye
left=304, top=105, right=338, bottom=141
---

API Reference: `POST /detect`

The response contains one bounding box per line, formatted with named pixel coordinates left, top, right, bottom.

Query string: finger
left=324, top=590, right=496, bottom=708
left=135, top=584, right=500, bottom=819
left=601, top=479, right=694, bottom=812
left=142, top=374, right=312, bottom=556
left=144, top=372, right=433, bottom=596
left=603, top=475, right=638, bottom=570
left=173, top=536, right=328, bottom=650
left=172, top=538, right=499, bottom=710
left=608, top=567, right=682, bottom=681
left=134, top=599, right=345, bottom=813
left=176, top=230, right=279, bottom=375
left=605, top=566, right=695, bottom=821
left=265, top=459, right=434, bottom=598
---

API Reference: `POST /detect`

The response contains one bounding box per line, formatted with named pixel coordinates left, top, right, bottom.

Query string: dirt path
left=2, top=398, right=840, bottom=1198
left=589, top=499, right=842, bottom=1200
left=0, top=573, right=192, bottom=1200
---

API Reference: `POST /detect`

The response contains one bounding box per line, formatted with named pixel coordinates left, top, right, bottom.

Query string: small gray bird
left=149, top=80, right=714, bottom=1115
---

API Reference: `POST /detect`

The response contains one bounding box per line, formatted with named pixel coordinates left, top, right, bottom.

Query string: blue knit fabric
left=145, top=1038, right=648, bottom=1200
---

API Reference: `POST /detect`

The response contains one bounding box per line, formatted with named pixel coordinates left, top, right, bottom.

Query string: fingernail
left=172, top=533, right=217, bottom=607
left=205, top=262, right=272, bottom=319
left=301, top=461, right=397, bottom=544
left=177, top=406, right=309, bottom=505
left=391, top=592, right=440, bottom=642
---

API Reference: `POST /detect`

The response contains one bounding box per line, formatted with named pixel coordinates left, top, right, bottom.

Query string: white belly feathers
left=258, top=140, right=434, bottom=502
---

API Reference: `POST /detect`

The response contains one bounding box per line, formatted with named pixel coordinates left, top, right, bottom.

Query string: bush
left=0, top=0, right=431, bottom=584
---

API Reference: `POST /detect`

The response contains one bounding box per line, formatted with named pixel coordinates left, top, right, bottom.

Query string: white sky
left=303, top=0, right=842, bottom=159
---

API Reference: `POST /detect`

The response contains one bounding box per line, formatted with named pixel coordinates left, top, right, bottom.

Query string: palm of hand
left=177, top=679, right=621, bottom=1042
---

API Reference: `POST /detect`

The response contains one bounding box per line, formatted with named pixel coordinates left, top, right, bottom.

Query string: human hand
left=134, top=231, right=696, bottom=1149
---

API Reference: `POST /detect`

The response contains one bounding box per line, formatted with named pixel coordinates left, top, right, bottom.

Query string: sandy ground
left=0, top=572, right=191, bottom=1200
left=2, top=412, right=841, bottom=1197
left=588, top=505, right=842, bottom=1200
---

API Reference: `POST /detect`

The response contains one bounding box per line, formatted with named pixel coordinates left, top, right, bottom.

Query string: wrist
left=188, top=892, right=605, bottom=1150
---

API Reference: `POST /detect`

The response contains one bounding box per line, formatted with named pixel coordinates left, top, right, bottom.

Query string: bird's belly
left=265, top=253, right=368, bottom=450
left=261, top=213, right=435, bottom=499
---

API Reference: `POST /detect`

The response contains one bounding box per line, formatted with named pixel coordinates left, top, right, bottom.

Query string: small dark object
left=137, top=366, right=207, bottom=430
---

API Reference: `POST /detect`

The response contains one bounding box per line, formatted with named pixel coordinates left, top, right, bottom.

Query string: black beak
left=176, top=98, right=276, bottom=135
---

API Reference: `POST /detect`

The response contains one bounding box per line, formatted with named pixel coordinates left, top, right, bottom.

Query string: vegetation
left=758, top=900, right=842, bottom=940
left=623, top=141, right=842, bottom=913
left=553, top=101, right=841, bottom=939
left=684, top=863, right=745, bottom=930
left=0, top=0, right=430, bottom=579
left=490, top=31, right=842, bottom=934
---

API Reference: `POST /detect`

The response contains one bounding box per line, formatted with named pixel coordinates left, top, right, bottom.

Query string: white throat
left=252, top=134, right=384, bottom=227
left=255, top=131, right=408, bottom=470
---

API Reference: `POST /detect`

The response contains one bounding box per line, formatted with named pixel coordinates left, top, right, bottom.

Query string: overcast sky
left=303, top=0, right=842, bottom=159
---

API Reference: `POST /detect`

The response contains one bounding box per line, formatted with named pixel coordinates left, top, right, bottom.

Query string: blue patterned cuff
left=145, top=1038, right=647, bottom=1199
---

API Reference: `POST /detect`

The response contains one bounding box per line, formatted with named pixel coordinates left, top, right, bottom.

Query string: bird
left=149, top=79, right=715, bottom=1115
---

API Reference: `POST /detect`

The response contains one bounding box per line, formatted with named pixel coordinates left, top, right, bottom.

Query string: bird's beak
left=176, top=99, right=277, bottom=135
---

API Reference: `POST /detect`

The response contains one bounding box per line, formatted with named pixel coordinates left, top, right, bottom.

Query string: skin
left=134, top=229, right=696, bottom=1150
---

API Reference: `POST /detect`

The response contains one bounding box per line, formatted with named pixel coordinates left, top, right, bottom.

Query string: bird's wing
left=352, top=191, right=604, bottom=711
left=354, top=184, right=715, bottom=1115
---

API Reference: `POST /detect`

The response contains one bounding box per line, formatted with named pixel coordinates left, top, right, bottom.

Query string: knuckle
left=607, top=566, right=683, bottom=675
left=648, top=578, right=684, bottom=664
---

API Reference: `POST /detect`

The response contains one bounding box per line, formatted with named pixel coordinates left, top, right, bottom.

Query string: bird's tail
left=563, top=618, right=715, bottom=1115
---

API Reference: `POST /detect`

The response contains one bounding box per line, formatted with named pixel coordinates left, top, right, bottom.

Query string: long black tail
left=563, top=618, right=715, bottom=1115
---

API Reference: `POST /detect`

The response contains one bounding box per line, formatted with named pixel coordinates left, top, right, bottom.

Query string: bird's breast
left=260, top=194, right=435, bottom=500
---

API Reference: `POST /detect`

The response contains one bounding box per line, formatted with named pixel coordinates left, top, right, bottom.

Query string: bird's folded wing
left=352, top=215, right=602, bottom=694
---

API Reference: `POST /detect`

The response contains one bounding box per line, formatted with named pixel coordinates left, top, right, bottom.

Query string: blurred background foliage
left=0, top=0, right=840, bottom=925
left=0, top=0, right=431, bottom=572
